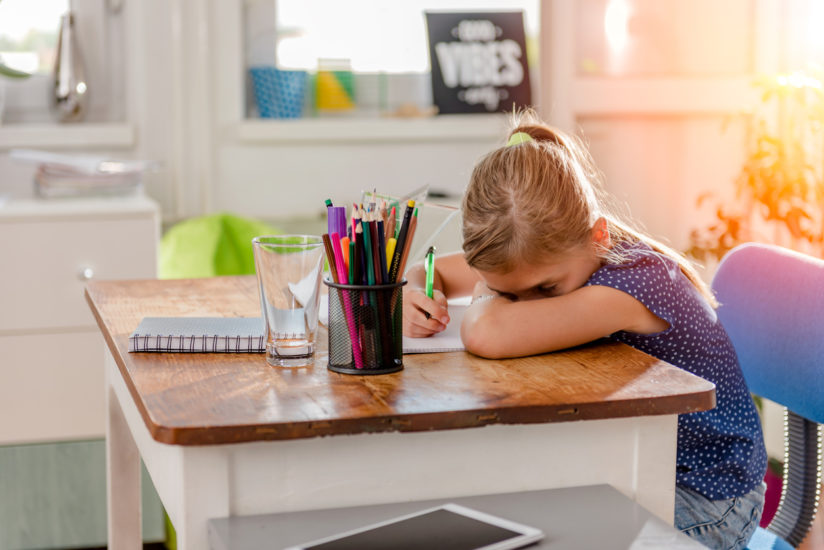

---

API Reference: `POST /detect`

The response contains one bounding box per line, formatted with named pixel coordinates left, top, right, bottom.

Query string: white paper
left=402, top=304, right=467, bottom=353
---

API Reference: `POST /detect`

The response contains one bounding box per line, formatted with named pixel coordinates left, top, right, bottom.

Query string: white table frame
left=105, top=353, right=679, bottom=550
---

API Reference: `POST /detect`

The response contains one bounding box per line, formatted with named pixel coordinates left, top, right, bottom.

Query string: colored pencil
left=348, top=240, right=356, bottom=285
left=396, top=207, right=418, bottom=282
left=330, top=232, right=348, bottom=284
left=341, top=236, right=350, bottom=272
left=322, top=233, right=339, bottom=284
left=386, top=206, right=396, bottom=241
left=361, top=221, right=375, bottom=286
left=330, top=232, right=364, bottom=369
left=388, top=200, right=415, bottom=283
left=351, top=204, right=360, bottom=241
left=369, top=219, right=382, bottom=284
left=386, top=237, right=397, bottom=265
left=376, top=220, right=389, bottom=284
left=354, top=222, right=365, bottom=285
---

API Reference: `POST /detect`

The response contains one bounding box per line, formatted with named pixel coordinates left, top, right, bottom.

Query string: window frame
left=1, top=0, right=124, bottom=124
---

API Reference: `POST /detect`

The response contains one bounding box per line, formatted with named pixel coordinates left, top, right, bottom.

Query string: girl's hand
left=403, top=287, right=450, bottom=337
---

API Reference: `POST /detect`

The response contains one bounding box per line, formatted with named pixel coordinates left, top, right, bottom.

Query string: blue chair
left=712, top=243, right=824, bottom=550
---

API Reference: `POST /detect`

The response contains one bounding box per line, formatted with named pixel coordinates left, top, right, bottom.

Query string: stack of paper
left=10, top=149, right=158, bottom=199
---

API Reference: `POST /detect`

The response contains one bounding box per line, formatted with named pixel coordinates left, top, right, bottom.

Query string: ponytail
left=463, top=108, right=718, bottom=307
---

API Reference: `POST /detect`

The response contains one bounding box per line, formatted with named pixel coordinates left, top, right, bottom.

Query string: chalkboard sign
left=425, top=11, right=532, bottom=114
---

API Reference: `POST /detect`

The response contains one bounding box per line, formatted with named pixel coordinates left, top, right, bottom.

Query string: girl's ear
left=591, top=217, right=611, bottom=249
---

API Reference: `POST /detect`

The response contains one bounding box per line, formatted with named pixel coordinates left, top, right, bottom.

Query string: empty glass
left=252, top=235, right=324, bottom=367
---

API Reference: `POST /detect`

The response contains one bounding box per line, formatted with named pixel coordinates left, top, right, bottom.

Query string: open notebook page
left=402, top=302, right=468, bottom=354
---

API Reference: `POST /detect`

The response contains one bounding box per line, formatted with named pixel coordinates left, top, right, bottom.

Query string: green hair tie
left=506, top=132, right=534, bottom=147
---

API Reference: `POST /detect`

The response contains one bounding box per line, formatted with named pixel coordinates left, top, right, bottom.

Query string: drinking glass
left=252, top=235, right=324, bottom=367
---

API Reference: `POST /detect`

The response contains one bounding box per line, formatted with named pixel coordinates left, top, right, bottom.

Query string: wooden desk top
left=85, top=276, right=715, bottom=446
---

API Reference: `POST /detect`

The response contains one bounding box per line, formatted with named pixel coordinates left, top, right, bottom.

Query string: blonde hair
left=461, top=110, right=717, bottom=307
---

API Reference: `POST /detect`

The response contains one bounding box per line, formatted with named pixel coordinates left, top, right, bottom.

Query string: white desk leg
left=172, top=447, right=230, bottom=550
left=612, top=414, right=678, bottom=524
left=106, top=373, right=142, bottom=550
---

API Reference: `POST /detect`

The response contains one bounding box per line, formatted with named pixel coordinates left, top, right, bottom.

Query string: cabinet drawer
left=0, top=216, right=157, bottom=332
left=0, top=329, right=106, bottom=445
left=0, top=330, right=106, bottom=444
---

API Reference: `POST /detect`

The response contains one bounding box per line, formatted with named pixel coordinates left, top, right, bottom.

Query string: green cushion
left=159, top=213, right=280, bottom=279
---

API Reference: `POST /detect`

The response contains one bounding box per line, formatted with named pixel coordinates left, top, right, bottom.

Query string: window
left=244, top=0, right=539, bottom=118
left=272, top=0, right=539, bottom=73
left=575, top=0, right=754, bottom=77
left=0, top=0, right=67, bottom=75
left=0, top=0, right=124, bottom=124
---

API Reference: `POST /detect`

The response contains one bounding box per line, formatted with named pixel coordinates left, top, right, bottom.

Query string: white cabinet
left=0, top=195, right=159, bottom=444
left=0, top=194, right=164, bottom=549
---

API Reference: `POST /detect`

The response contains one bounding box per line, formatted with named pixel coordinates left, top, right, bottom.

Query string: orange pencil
left=341, top=236, right=350, bottom=272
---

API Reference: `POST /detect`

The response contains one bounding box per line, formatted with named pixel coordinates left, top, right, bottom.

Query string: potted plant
left=0, top=61, right=30, bottom=79
left=687, top=69, right=824, bottom=262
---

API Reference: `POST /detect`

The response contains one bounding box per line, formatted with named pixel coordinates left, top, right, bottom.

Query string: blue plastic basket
left=249, top=66, right=307, bottom=119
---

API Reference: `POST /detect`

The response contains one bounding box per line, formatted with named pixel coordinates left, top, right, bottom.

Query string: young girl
left=403, top=111, right=767, bottom=550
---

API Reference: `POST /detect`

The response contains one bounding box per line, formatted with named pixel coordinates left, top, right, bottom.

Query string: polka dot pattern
left=249, top=67, right=306, bottom=119
left=586, top=241, right=767, bottom=500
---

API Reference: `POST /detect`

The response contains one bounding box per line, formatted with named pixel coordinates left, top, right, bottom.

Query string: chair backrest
left=158, top=212, right=281, bottom=279
left=712, top=243, right=824, bottom=424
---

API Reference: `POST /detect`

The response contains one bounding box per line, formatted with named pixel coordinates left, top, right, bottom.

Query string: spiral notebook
left=129, top=307, right=467, bottom=354
left=128, top=317, right=266, bottom=353
left=402, top=304, right=467, bottom=354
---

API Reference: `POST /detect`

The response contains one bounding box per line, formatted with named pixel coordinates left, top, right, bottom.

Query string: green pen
left=424, top=246, right=435, bottom=319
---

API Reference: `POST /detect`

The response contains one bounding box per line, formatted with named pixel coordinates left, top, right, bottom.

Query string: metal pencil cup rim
left=324, top=278, right=407, bottom=375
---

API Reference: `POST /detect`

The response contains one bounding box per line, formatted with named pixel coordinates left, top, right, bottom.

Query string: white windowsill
left=232, top=114, right=509, bottom=144
left=0, top=123, right=135, bottom=150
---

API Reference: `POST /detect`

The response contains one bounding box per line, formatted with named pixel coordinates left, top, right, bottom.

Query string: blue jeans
left=674, top=482, right=766, bottom=550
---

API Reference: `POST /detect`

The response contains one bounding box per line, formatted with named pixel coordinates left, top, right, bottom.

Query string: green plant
left=0, top=0, right=30, bottom=79
left=0, top=62, right=30, bottom=79
left=688, top=69, right=824, bottom=262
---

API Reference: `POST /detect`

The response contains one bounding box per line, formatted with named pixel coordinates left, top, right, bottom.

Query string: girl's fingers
left=404, top=320, right=444, bottom=338
left=402, top=289, right=449, bottom=336
left=410, top=290, right=450, bottom=324
left=403, top=303, right=447, bottom=336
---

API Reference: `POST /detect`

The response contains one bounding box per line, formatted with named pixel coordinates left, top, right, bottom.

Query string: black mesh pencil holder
left=324, top=279, right=406, bottom=375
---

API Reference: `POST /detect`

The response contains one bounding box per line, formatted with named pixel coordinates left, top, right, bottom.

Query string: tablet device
left=283, top=503, right=545, bottom=550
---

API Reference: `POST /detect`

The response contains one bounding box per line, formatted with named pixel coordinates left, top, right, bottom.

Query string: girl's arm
left=403, top=251, right=481, bottom=337
left=461, top=284, right=668, bottom=359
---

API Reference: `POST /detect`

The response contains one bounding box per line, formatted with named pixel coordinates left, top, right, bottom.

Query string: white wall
left=580, top=116, right=746, bottom=252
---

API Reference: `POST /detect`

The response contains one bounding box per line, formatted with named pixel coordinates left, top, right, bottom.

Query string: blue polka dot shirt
left=585, top=241, right=767, bottom=500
